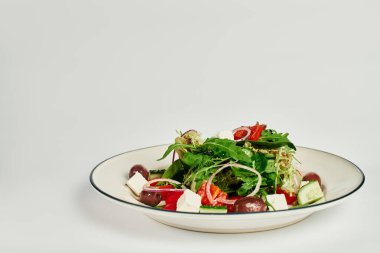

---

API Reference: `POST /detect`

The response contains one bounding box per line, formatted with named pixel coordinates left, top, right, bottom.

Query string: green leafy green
left=213, top=169, right=240, bottom=194
left=185, top=165, right=219, bottom=191
left=181, top=152, right=213, bottom=168
left=161, top=159, right=187, bottom=181
left=158, top=126, right=298, bottom=198
left=252, top=152, right=267, bottom=173
left=259, top=129, right=296, bottom=150
left=157, top=143, right=193, bottom=161
left=200, top=138, right=252, bottom=164
left=236, top=177, right=258, bottom=196
left=264, top=160, right=276, bottom=173
left=237, top=129, right=296, bottom=150
left=230, top=166, right=259, bottom=196
left=266, top=172, right=278, bottom=182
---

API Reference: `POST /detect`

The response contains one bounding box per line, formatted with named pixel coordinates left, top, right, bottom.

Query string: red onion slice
left=232, top=126, right=251, bottom=141
left=146, top=178, right=183, bottom=186
left=206, top=163, right=262, bottom=205
left=215, top=197, right=237, bottom=205
left=143, top=178, right=186, bottom=193
left=143, top=187, right=185, bottom=193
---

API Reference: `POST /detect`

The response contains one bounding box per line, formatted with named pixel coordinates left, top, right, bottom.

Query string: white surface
left=0, top=0, right=379, bottom=252
left=91, top=145, right=364, bottom=233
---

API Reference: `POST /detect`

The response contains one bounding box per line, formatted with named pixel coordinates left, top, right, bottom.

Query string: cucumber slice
left=312, top=196, right=326, bottom=205
left=297, top=181, right=324, bottom=205
left=148, top=169, right=166, bottom=180
left=199, top=205, right=227, bottom=214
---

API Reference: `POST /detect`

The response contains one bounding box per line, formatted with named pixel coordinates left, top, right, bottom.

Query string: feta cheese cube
left=176, top=189, right=201, bottom=213
left=216, top=130, right=234, bottom=140
left=126, top=172, right=148, bottom=196
left=266, top=194, right=289, bottom=211
left=300, top=181, right=309, bottom=188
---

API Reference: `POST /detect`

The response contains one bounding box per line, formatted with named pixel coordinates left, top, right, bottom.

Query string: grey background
left=0, top=0, right=379, bottom=252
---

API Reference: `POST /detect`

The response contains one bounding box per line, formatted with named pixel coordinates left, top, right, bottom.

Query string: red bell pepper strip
left=155, top=185, right=184, bottom=210
left=248, top=123, right=266, bottom=141
left=162, top=191, right=183, bottom=210
left=197, top=181, right=228, bottom=206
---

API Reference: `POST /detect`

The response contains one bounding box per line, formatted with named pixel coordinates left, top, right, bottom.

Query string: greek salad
left=126, top=123, right=325, bottom=213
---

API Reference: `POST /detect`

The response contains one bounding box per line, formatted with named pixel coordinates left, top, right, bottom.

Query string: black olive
left=233, top=196, right=267, bottom=213
left=140, top=190, right=162, bottom=207
left=302, top=172, right=322, bottom=187
left=129, top=164, right=149, bottom=180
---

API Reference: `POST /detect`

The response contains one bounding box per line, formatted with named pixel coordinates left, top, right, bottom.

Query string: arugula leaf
left=237, top=181, right=254, bottom=196
left=161, top=159, right=187, bottom=181
left=236, top=177, right=258, bottom=196
left=157, top=143, right=193, bottom=161
left=189, top=165, right=219, bottom=191
left=214, top=169, right=241, bottom=194
left=241, top=148, right=253, bottom=157
left=252, top=152, right=267, bottom=173
left=237, top=129, right=296, bottom=150
left=231, top=166, right=255, bottom=179
left=230, top=166, right=259, bottom=196
left=200, top=138, right=252, bottom=164
left=264, top=159, right=276, bottom=173
left=248, top=141, right=296, bottom=150
left=181, top=152, right=212, bottom=168
left=258, top=129, right=296, bottom=150
left=230, top=155, right=272, bottom=196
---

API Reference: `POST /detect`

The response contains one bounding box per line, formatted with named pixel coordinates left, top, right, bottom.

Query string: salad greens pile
left=158, top=126, right=301, bottom=198
left=126, top=123, right=325, bottom=213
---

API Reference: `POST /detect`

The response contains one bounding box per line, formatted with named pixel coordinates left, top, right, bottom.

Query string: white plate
left=90, top=145, right=364, bottom=233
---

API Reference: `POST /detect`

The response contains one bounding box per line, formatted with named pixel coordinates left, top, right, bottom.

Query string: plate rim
left=89, top=144, right=365, bottom=216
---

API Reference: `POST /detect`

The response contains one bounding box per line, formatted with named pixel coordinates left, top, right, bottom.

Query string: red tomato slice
left=163, top=191, right=183, bottom=210
left=276, top=187, right=297, bottom=205
left=233, top=129, right=248, bottom=140
left=197, top=181, right=228, bottom=206
left=157, top=185, right=175, bottom=200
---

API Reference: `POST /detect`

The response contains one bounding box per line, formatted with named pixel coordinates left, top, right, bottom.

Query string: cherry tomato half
left=233, top=129, right=248, bottom=140
left=276, top=187, right=297, bottom=205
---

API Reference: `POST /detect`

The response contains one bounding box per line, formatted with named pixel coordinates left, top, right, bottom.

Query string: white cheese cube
left=300, top=181, right=309, bottom=188
left=126, top=172, right=148, bottom=196
left=216, top=130, right=234, bottom=140
left=176, top=189, right=201, bottom=213
left=266, top=194, right=289, bottom=211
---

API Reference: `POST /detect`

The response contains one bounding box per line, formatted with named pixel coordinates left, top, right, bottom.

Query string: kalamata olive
left=129, top=164, right=149, bottom=180
left=140, top=190, right=162, bottom=207
left=303, top=172, right=321, bottom=186
left=233, top=196, right=267, bottom=213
